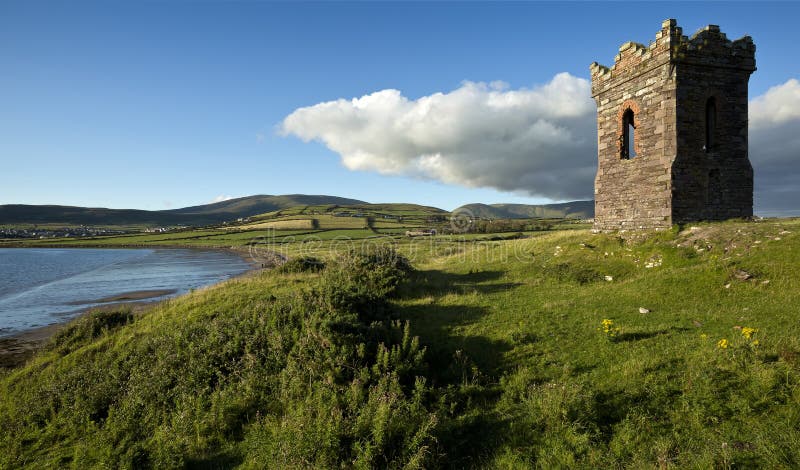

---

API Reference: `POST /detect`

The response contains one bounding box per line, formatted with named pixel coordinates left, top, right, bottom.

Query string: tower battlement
left=590, top=19, right=755, bottom=97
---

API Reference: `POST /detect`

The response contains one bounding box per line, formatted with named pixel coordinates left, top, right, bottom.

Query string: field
left=3, top=218, right=799, bottom=467
left=0, top=203, right=455, bottom=249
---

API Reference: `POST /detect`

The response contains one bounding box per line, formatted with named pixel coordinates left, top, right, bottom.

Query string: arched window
left=622, top=108, right=637, bottom=159
left=705, top=97, right=716, bottom=152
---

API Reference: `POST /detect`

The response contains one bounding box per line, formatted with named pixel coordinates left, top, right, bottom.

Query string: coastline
left=0, top=298, right=158, bottom=369
left=0, top=246, right=263, bottom=369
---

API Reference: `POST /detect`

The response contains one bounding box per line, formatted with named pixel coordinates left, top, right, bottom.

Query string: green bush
left=316, top=247, right=413, bottom=322
left=46, top=308, right=134, bottom=355
left=276, top=255, right=325, bottom=273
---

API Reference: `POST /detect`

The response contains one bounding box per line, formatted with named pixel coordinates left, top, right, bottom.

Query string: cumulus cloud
left=281, top=73, right=597, bottom=200
left=749, top=79, right=800, bottom=215
left=281, top=74, right=800, bottom=213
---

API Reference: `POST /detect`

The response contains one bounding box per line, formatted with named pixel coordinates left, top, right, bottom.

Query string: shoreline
left=67, top=289, right=178, bottom=305
left=0, top=246, right=263, bottom=369
left=0, top=298, right=161, bottom=369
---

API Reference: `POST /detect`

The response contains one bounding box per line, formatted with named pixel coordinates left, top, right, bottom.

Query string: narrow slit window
left=705, top=97, right=716, bottom=152
left=622, top=109, right=637, bottom=159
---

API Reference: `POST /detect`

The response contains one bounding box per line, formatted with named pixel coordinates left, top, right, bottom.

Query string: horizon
left=2, top=2, right=799, bottom=215
left=0, top=193, right=596, bottom=214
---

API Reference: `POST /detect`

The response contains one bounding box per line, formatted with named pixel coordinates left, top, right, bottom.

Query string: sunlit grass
left=2, top=219, right=800, bottom=467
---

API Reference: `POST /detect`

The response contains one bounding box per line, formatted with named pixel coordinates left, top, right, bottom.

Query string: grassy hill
left=0, top=194, right=368, bottom=227
left=455, top=200, right=594, bottom=219
left=167, top=194, right=368, bottom=218
left=2, top=218, right=800, bottom=467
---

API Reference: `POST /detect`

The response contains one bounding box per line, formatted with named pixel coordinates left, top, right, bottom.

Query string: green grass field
left=0, top=203, right=449, bottom=249
left=3, top=219, right=799, bottom=468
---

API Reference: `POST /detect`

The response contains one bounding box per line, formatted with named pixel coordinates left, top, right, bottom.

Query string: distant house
left=405, top=229, right=437, bottom=237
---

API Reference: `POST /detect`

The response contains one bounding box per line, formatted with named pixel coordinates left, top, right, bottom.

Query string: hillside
left=0, top=195, right=367, bottom=227
left=167, top=194, right=367, bottom=217
left=0, top=202, right=452, bottom=249
left=455, top=200, right=593, bottom=219
left=2, top=219, right=799, bottom=467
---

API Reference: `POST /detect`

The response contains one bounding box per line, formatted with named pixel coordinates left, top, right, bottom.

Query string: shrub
left=46, top=308, right=134, bottom=355
left=277, top=255, right=325, bottom=273
left=316, top=247, right=413, bottom=322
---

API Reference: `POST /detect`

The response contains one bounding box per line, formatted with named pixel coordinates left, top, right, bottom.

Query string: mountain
left=454, top=200, right=594, bottom=220
left=168, top=194, right=367, bottom=217
left=0, top=194, right=367, bottom=226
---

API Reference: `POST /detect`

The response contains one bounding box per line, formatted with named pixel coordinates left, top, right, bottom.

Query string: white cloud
left=749, top=78, right=800, bottom=213
left=281, top=73, right=597, bottom=200
left=281, top=74, right=800, bottom=212
left=750, top=79, right=800, bottom=129
left=211, top=195, right=236, bottom=203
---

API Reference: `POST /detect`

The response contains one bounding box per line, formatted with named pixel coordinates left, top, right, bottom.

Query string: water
left=0, top=248, right=252, bottom=337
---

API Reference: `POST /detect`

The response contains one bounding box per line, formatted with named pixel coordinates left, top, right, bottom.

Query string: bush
left=277, top=255, right=325, bottom=273
left=46, top=308, right=134, bottom=355
left=316, top=247, right=413, bottom=322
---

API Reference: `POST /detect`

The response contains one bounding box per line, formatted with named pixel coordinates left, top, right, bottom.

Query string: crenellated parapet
left=590, top=19, right=676, bottom=97
left=590, top=19, right=755, bottom=98
left=672, top=24, right=756, bottom=71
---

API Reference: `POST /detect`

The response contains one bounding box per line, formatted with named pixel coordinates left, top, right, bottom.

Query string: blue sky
left=1, top=1, right=798, bottom=211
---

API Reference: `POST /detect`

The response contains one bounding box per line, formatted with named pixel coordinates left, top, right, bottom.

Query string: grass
left=234, top=219, right=316, bottom=230
left=2, top=219, right=800, bottom=468
left=2, top=202, right=565, bottom=250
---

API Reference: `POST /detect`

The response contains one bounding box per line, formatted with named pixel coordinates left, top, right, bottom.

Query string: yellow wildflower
left=600, top=319, right=619, bottom=337
left=717, top=338, right=729, bottom=349
left=741, top=327, right=758, bottom=339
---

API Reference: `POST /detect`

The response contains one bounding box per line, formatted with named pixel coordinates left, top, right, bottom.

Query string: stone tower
left=590, top=19, right=756, bottom=230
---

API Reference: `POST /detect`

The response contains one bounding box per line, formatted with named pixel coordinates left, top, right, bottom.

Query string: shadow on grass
left=614, top=326, right=691, bottom=343
left=399, top=269, right=522, bottom=299
left=396, top=269, right=520, bottom=379
left=394, top=268, right=517, bottom=465
left=184, top=451, right=243, bottom=469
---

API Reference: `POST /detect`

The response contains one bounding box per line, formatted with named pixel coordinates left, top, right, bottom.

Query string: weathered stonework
left=591, top=19, right=756, bottom=230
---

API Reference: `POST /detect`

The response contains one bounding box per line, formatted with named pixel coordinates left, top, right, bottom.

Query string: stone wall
left=671, top=25, right=756, bottom=222
left=591, top=20, right=680, bottom=230
left=590, top=19, right=755, bottom=230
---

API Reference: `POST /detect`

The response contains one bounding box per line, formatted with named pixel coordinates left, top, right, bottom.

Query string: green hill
left=168, top=194, right=368, bottom=217
left=0, top=195, right=367, bottom=227
left=455, top=200, right=594, bottom=219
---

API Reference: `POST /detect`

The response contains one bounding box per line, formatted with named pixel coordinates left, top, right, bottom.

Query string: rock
left=639, top=307, right=650, bottom=314
left=604, top=275, right=613, bottom=282
left=733, top=269, right=752, bottom=281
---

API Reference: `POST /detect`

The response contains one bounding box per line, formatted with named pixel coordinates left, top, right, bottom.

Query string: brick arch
left=617, top=100, right=642, bottom=158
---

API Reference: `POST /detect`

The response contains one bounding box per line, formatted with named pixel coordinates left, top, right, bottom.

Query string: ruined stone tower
left=591, top=19, right=756, bottom=230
